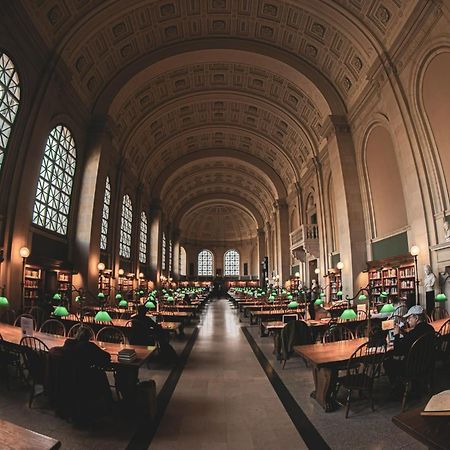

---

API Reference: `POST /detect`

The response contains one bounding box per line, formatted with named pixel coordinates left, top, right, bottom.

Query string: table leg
left=311, top=366, right=339, bottom=412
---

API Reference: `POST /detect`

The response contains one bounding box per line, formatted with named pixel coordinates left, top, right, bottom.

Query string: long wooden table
left=392, top=406, right=450, bottom=449
left=294, top=318, right=449, bottom=412
left=0, top=323, right=156, bottom=367
left=1, top=419, right=61, bottom=449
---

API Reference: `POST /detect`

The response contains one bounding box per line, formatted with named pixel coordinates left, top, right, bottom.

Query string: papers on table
left=20, top=317, right=34, bottom=336
left=421, top=390, right=450, bottom=416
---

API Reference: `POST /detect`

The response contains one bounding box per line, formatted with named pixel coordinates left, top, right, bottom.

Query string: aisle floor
left=150, top=298, right=307, bottom=450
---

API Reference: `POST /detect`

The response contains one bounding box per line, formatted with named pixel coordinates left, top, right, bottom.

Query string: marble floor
left=150, top=298, right=308, bottom=450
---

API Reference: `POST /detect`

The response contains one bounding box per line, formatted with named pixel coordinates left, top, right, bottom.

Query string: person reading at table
left=130, top=305, right=158, bottom=346
left=383, top=305, right=434, bottom=392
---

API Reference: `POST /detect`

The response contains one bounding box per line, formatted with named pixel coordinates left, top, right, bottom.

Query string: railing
left=290, top=224, right=319, bottom=249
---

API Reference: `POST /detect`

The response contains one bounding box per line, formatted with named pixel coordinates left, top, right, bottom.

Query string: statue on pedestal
left=424, top=264, right=436, bottom=316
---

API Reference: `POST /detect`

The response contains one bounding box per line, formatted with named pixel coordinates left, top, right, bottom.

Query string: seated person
left=130, top=305, right=158, bottom=346
left=314, top=304, right=331, bottom=321
left=383, top=305, right=434, bottom=388
left=183, top=293, right=191, bottom=305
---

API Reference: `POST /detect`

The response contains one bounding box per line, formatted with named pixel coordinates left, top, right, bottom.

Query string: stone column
left=322, top=115, right=367, bottom=296
left=257, top=228, right=266, bottom=284
left=275, top=199, right=290, bottom=284
left=172, top=228, right=181, bottom=280
left=149, top=201, right=162, bottom=283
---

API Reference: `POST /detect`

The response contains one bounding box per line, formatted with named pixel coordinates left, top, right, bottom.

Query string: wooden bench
left=0, top=419, right=61, bottom=449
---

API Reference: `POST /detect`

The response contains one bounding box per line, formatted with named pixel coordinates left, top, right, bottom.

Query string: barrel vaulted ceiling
left=19, top=0, right=418, bottom=243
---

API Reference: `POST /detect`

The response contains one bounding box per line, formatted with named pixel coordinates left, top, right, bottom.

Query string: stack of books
left=118, top=348, right=137, bottom=362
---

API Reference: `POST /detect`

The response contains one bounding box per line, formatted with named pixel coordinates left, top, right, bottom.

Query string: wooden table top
left=0, top=323, right=156, bottom=367
left=251, top=308, right=305, bottom=317
left=0, top=419, right=61, bottom=450
left=294, top=338, right=369, bottom=367
left=392, top=406, right=450, bottom=450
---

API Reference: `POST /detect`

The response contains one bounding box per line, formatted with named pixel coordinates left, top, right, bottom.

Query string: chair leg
left=402, top=382, right=409, bottom=412
left=282, top=359, right=286, bottom=369
left=345, top=389, right=352, bottom=418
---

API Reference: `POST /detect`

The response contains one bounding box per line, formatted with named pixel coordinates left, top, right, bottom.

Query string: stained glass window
left=32, top=125, right=76, bottom=235
left=224, top=249, right=240, bottom=276
left=0, top=52, right=20, bottom=171
left=100, top=177, right=110, bottom=250
left=139, top=211, right=148, bottom=264
left=161, top=232, right=166, bottom=270
left=119, top=194, right=133, bottom=258
left=198, top=249, right=213, bottom=276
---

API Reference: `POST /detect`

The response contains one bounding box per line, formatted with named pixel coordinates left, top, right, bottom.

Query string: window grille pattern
left=198, top=250, right=213, bottom=276
left=139, top=211, right=148, bottom=264
left=100, top=177, right=110, bottom=250
left=119, top=194, right=133, bottom=258
left=169, top=240, right=173, bottom=273
left=32, top=125, right=76, bottom=235
left=0, top=52, right=20, bottom=170
left=162, top=232, right=166, bottom=270
left=224, top=249, right=240, bottom=276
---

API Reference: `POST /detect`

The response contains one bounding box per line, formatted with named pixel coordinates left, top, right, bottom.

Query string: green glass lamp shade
left=288, top=300, right=299, bottom=309
left=54, top=305, right=69, bottom=317
left=139, top=290, right=144, bottom=296
left=94, top=310, right=112, bottom=322
left=268, top=295, right=275, bottom=302
left=435, top=293, right=447, bottom=302
left=115, top=293, right=123, bottom=301
left=167, top=296, right=174, bottom=302
left=320, top=292, right=326, bottom=298
left=118, top=299, right=128, bottom=308
left=340, top=308, right=357, bottom=320
left=145, top=300, right=156, bottom=309
left=97, top=292, right=106, bottom=300
left=287, top=294, right=293, bottom=300
left=314, top=298, right=324, bottom=306
left=52, top=293, right=61, bottom=301
left=358, top=294, right=367, bottom=302
left=380, top=291, right=388, bottom=298
left=380, top=303, right=395, bottom=313
left=74, top=296, right=81, bottom=303
left=0, top=296, right=9, bottom=306
left=336, top=290, right=343, bottom=297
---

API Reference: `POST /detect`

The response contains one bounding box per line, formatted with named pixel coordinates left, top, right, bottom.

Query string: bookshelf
left=98, top=270, right=112, bottom=296
left=56, top=270, right=72, bottom=301
left=328, top=271, right=341, bottom=302
left=23, top=264, right=42, bottom=308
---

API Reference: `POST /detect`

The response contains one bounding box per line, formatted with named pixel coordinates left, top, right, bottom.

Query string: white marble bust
left=444, top=219, right=450, bottom=242
left=424, top=264, right=436, bottom=292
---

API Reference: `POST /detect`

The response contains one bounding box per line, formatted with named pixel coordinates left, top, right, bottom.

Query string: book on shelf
left=421, top=390, right=450, bottom=416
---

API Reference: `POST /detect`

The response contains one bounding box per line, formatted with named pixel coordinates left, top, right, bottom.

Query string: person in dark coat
left=130, top=305, right=158, bottom=346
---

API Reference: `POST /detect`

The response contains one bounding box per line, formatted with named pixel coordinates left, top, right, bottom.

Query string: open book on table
left=421, top=390, right=450, bottom=416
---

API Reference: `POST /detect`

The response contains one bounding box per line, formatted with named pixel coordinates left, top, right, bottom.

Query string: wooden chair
left=20, top=336, right=49, bottom=407
left=431, top=307, right=449, bottom=321
left=279, top=320, right=313, bottom=369
left=400, top=332, right=436, bottom=411
left=340, top=341, right=386, bottom=418
left=355, top=322, right=368, bottom=338
left=96, top=326, right=126, bottom=344
left=25, top=306, right=45, bottom=329
left=356, top=310, right=367, bottom=321
left=322, top=325, right=355, bottom=343
left=39, top=319, right=66, bottom=337
left=436, top=319, right=450, bottom=365
left=13, top=314, right=37, bottom=331
left=67, top=323, right=95, bottom=340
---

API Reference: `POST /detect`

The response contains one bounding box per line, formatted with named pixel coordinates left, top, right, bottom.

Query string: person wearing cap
left=383, top=305, right=434, bottom=390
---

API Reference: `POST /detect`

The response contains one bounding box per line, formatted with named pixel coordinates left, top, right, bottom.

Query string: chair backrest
left=282, top=314, right=298, bottom=324
left=356, top=310, right=367, bottom=321
left=13, top=314, right=37, bottom=330
left=20, top=336, right=50, bottom=384
left=0, top=308, right=16, bottom=325
left=26, top=306, right=45, bottom=328
left=96, top=326, right=126, bottom=344
left=39, top=319, right=66, bottom=337
left=404, top=332, right=436, bottom=380
left=322, top=324, right=355, bottom=343
left=67, top=323, right=95, bottom=340
left=345, top=342, right=386, bottom=387
left=438, top=318, right=450, bottom=336
left=355, top=322, right=368, bottom=338
left=431, top=307, right=449, bottom=321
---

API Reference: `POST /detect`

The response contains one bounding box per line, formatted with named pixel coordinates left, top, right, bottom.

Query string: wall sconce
left=336, top=261, right=344, bottom=296
left=410, top=245, right=420, bottom=305
left=19, top=246, right=30, bottom=311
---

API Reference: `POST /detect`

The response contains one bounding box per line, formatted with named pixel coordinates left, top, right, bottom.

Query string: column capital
left=273, top=198, right=288, bottom=211
left=257, top=228, right=265, bottom=237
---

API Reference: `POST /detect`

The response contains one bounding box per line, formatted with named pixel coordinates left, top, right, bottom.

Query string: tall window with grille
left=224, top=249, right=240, bottom=276
left=119, top=194, right=133, bottom=259
left=0, top=52, right=20, bottom=171
left=161, top=232, right=166, bottom=270
left=198, top=249, right=213, bottom=276
left=32, top=125, right=76, bottom=235
left=168, top=239, right=173, bottom=273
left=100, top=176, right=111, bottom=250
left=139, top=211, right=148, bottom=264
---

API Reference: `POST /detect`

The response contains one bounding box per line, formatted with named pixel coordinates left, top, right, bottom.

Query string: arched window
left=224, top=249, right=240, bottom=276
left=139, top=211, right=148, bottom=264
left=100, top=176, right=110, bottom=250
left=32, top=125, right=76, bottom=235
left=161, top=232, right=166, bottom=270
left=179, top=246, right=187, bottom=276
left=0, top=51, right=20, bottom=171
left=198, top=249, right=213, bottom=276
left=168, top=239, right=173, bottom=273
left=119, top=194, right=133, bottom=258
